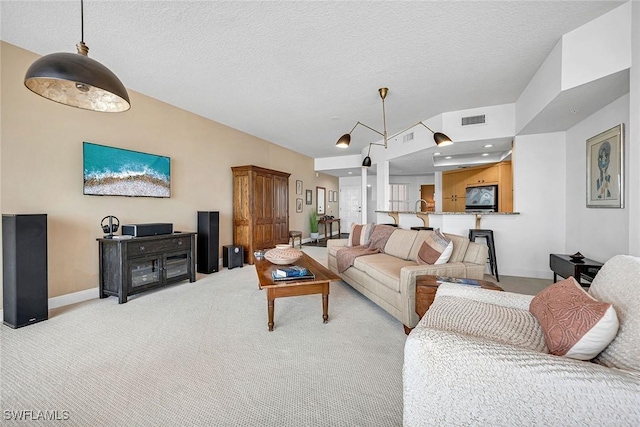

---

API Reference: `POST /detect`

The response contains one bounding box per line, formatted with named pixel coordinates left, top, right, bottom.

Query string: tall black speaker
left=2, top=214, right=48, bottom=328
left=197, top=211, right=219, bottom=274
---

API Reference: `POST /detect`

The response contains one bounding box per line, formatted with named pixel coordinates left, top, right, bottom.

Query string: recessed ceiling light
left=445, top=156, right=452, bottom=159
left=366, top=184, right=371, bottom=187
left=482, top=153, right=489, bottom=156
left=348, top=171, right=353, bottom=174
left=483, top=144, right=493, bottom=148
left=434, top=152, right=441, bottom=156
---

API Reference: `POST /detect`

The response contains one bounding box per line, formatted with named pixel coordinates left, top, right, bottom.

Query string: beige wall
left=0, top=42, right=337, bottom=303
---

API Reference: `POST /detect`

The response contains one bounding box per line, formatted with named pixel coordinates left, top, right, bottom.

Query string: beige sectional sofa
left=327, top=228, right=489, bottom=328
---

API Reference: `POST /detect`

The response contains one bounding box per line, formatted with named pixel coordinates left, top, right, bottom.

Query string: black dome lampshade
left=433, top=132, right=453, bottom=147
left=362, top=156, right=372, bottom=167
left=335, top=133, right=351, bottom=148
left=23, top=1, right=130, bottom=113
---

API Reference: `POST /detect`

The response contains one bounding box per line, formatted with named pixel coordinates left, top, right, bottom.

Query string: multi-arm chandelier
left=24, top=0, right=130, bottom=112
left=335, top=88, right=452, bottom=167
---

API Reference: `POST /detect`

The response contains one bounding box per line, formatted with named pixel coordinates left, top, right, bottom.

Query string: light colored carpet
left=0, top=246, right=405, bottom=426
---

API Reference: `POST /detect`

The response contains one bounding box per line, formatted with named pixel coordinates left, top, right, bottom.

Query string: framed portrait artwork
left=296, top=198, right=303, bottom=213
left=296, top=180, right=303, bottom=195
left=305, top=189, right=312, bottom=205
left=586, top=124, right=624, bottom=208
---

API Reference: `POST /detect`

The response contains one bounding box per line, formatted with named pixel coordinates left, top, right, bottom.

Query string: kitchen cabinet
left=441, top=161, right=512, bottom=212
left=442, top=170, right=468, bottom=212
left=498, top=161, right=513, bottom=212
left=467, top=165, right=499, bottom=186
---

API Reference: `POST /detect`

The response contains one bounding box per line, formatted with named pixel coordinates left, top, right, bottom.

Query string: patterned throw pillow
left=347, top=223, right=373, bottom=247
left=529, top=276, right=619, bottom=360
left=416, top=229, right=453, bottom=265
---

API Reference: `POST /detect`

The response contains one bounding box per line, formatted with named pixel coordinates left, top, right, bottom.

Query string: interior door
left=340, top=185, right=361, bottom=232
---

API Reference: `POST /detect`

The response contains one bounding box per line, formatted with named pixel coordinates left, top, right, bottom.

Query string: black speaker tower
left=197, top=211, right=219, bottom=274
left=2, top=214, right=48, bottom=328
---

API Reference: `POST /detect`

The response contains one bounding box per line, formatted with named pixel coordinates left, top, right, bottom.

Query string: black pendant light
left=336, top=88, right=452, bottom=167
left=24, top=0, right=130, bottom=112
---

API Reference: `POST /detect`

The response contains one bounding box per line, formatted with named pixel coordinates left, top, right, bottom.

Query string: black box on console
left=121, top=223, right=173, bottom=237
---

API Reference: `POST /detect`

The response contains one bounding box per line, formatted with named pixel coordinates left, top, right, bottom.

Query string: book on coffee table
left=274, top=265, right=308, bottom=278
left=435, top=276, right=480, bottom=286
left=272, top=269, right=315, bottom=282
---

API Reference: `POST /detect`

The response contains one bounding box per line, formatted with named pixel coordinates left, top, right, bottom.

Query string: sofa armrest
left=399, top=264, right=467, bottom=327
left=435, top=282, right=534, bottom=311
left=404, top=326, right=640, bottom=426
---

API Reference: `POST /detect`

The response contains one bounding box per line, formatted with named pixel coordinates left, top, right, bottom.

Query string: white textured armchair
left=403, top=255, right=640, bottom=426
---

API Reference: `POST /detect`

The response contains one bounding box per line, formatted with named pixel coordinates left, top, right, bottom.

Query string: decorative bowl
left=570, top=251, right=585, bottom=263
left=264, top=247, right=303, bottom=265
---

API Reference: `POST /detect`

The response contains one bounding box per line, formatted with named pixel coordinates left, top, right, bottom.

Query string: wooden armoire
left=231, top=165, right=290, bottom=264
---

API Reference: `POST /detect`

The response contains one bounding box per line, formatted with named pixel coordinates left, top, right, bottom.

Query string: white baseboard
left=48, top=287, right=98, bottom=309
left=0, top=287, right=99, bottom=318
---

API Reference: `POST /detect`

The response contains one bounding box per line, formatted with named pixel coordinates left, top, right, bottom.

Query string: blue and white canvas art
left=83, top=142, right=171, bottom=198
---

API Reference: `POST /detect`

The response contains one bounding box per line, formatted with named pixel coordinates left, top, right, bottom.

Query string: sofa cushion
left=443, top=233, right=470, bottom=263
left=383, top=229, right=417, bottom=260
left=416, top=229, right=453, bottom=265
left=347, top=223, right=373, bottom=247
left=353, top=253, right=415, bottom=293
left=529, top=276, right=618, bottom=360
left=588, top=255, right=640, bottom=371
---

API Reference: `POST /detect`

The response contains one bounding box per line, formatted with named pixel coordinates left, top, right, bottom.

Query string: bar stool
left=289, top=230, right=302, bottom=249
left=468, top=229, right=499, bottom=282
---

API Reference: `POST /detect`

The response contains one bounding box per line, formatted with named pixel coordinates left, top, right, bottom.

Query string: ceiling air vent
left=403, top=132, right=414, bottom=143
left=461, top=114, right=486, bottom=126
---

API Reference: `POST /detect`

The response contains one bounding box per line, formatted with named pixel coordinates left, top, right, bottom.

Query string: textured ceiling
left=1, top=1, right=625, bottom=170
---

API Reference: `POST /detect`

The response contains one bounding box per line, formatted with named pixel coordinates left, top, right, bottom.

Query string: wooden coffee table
left=255, top=252, right=341, bottom=331
left=415, top=275, right=503, bottom=320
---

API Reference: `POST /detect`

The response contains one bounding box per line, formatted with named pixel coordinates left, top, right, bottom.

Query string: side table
left=549, top=254, right=603, bottom=287
left=409, top=275, right=503, bottom=334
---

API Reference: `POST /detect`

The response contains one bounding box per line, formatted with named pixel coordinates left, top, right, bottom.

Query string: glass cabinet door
left=164, top=253, right=189, bottom=280
left=129, top=257, right=162, bottom=288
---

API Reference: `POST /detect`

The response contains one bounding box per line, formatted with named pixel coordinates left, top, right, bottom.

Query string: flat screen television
left=83, top=142, right=171, bottom=198
left=465, top=185, right=498, bottom=212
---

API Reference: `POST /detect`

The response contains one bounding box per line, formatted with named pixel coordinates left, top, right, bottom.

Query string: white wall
left=629, top=0, right=640, bottom=255
left=442, top=103, right=515, bottom=142
left=515, top=41, right=562, bottom=133
left=561, top=2, right=631, bottom=90
left=504, top=132, right=567, bottom=278
left=565, top=94, right=630, bottom=261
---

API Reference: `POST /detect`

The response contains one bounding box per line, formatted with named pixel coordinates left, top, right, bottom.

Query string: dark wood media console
left=97, top=232, right=196, bottom=303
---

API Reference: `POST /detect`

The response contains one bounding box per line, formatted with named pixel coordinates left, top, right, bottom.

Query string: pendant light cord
left=80, top=0, right=84, bottom=43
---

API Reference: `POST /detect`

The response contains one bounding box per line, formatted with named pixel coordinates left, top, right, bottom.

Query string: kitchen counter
left=375, top=210, right=520, bottom=229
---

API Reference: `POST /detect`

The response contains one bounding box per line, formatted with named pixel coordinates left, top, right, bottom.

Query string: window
left=389, top=184, right=410, bottom=211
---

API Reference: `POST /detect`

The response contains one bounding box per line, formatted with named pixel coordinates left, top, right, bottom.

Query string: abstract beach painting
left=83, top=142, right=170, bottom=198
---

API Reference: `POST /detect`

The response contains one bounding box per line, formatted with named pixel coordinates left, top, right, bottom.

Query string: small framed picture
left=296, top=180, right=303, bottom=195
left=305, top=189, right=312, bottom=205
left=296, top=198, right=303, bottom=213
left=586, top=124, right=624, bottom=208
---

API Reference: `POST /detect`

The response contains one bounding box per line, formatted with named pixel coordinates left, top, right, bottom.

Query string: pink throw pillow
left=416, top=229, right=453, bottom=265
left=529, top=277, right=619, bottom=360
